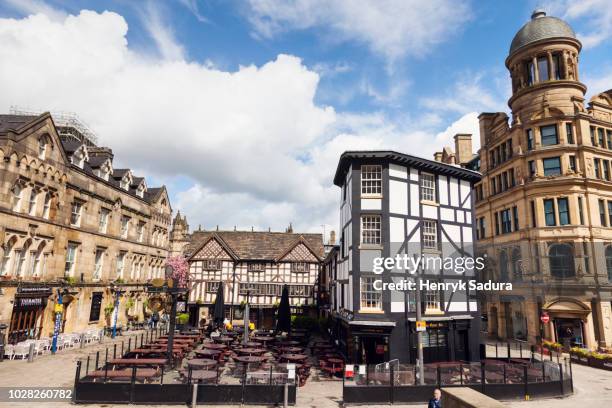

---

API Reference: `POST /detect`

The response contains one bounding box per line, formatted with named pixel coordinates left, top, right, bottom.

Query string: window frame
left=360, top=165, right=382, bottom=197
left=540, top=125, right=559, bottom=146
left=360, top=276, right=382, bottom=311
left=361, top=215, right=381, bottom=246
left=420, top=173, right=436, bottom=202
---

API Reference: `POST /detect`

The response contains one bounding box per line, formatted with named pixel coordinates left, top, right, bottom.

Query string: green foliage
left=177, top=313, right=190, bottom=325
left=291, top=315, right=318, bottom=331
left=114, top=278, right=125, bottom=284
left=542, top=340, right=562, bottom=351
left=104, top=304, right=115, bottom=317
left=64, top=276, right=77, bottom=286
left=125, top=297, right=135, bottom=310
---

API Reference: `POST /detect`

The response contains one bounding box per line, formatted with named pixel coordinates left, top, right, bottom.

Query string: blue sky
left=0, top=0, right=610, bottom=238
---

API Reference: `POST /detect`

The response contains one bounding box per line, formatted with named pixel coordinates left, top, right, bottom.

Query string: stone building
left=180, top=220, right=324, bottom=329
left=436, top=10, right=612, bottom=350
left=0, top=112, right=172, bottom=344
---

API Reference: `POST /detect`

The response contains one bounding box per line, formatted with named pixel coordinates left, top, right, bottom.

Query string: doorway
left=360, top=336, right=386, bottom=364
left=554, top=318, right=584, bottom=348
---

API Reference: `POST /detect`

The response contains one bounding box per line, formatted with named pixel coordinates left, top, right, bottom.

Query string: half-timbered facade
left=329, top=151, right=482, bottom=364
left=184, top=230, right=324, bottom=328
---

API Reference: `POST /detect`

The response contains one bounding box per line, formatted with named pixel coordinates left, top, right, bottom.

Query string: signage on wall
left=540, top=313, right=550, bottom=324
left=416, top=321, right=426, bottom=332
left=17, top=297, right=44, bottom=308
left=376, top=344, right=385, bottom=354
left=176, top=301, right=186, bottom=313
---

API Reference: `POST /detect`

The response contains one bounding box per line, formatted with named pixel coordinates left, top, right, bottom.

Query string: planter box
left=569, top=353, right=612, bottom=371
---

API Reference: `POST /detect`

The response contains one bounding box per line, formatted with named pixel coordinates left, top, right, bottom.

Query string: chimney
left=454, top=134, right=473, bottom=165
left=433, top=152, right=443, bottom=162
left=329, top=230, right=336, bottom=245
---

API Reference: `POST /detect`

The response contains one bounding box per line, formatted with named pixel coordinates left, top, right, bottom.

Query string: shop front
left=8, top=286, right=52, bottom=344
left=542, top=299, right=591, bottom=349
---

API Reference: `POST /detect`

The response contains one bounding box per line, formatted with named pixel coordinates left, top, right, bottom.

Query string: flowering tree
left=165, top=256, right=189, bottom=288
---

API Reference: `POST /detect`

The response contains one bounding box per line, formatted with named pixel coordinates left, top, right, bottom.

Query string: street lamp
left=164, top=264, right=178, bottom=366
left=110, top=283, right=124, bottom=339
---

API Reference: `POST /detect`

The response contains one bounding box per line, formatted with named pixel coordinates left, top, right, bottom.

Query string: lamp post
left=165, top=264, right=177, bottom=367
left=110, top=283, right=123, bottom=339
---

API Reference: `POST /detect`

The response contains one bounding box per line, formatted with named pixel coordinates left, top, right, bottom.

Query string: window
left=11, top=184, right=23, bottom=211
left=606, top=246, right=612, bottom=282
left=99, top=208, right=110, bottom=233
left=558, top=198, right=570, bottom=225
left=420, top=173, right=436, bottom=202
left=512, top=248, right=522, bottom=281
left=120, top=216, right=130, bottom=238
left=600, top=199, right=608, bottom=227
left=501, top=209, right=512, bottom=234
left=38, top=139, right=47, bottom=160
left=494, top=212, right=500, bottom=235
left=549, top=244, right=575, bottom=278
left=512, top=206, right=519, bottom=231
left=526, top=60, right=535, bottom=85
left=28, top=190, right=38, bottom=215
left=64, top=243, right=78, bottom=277
left=491, top=178, right=497, bottom=195
left=569, top=155, right=576, bottom=172
left=289, top=285, right=312, bottom=297
left=552, top=53, right=562, bottom=79
left=509, top=169, right=515, bottom=187
left=42, top=193, right=51, bottom=219
left=30, top=248, right=43, bottom=277
left=94, top=249, right=104, bottom=280
left=499, top=250, right=508, bottom=281
left=203, top=259, right=220, bottom=270
left=205, top=281, right=220, bottom=293
left=361, top=165, right=382, bottom=196
left=247, top=262, right=265, bottom=272
left=478, top=217, right=485, bottom=240
left=70, top=202, right=83, bottom=226
left=137, top=222, right=145, bottom=243
left=530, top=200, right=537, bottom=227
left=89, top=292, right=103, bottom=322
left=583, top=242, right=590, bottom=274
left=116, top=252, right=125, bottom=278
left=608, top=201, right=612, bottom=228
left=590, top=126, right=596, bottom=145
left=507, top=139, right=513, bottom=158
left=1, top=239, right=15, bottom=276
left=543, top=157, right=561, bottom=176
left=578, top=197, right=584, bottom=225
left=528, top=160, right=536, bottom=177
left=537, top=56, right=549, bottom=81
left=526, top=129, right=534, bottom=151
left=594, top=158, right=601, bottom=179
left=566, top=123, right=574, bottom=144
left=360, top=276, right=382, bottom=311
left=598, top=128, right=605, bottom=147
left=291, top=262, right=309, bottom=273
left=422, top=220, right=438, bottom=249
left=424, top=290, right=441, bottom=313
left=361, top=215, right=381, bottom=245
left=604, top=160, right=610, bottom=181
left=607, top=130, right=612, bottom=150
left=540, top=125, right=558, bottom=146
left=14, top=249, right=26, bottom=277
left=544, top=199, right=556, bottom=226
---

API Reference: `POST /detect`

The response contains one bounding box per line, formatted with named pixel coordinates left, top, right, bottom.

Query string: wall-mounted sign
left=176, top=301, right=186, bottom=313
left=416, top=321, right=426, bottom=332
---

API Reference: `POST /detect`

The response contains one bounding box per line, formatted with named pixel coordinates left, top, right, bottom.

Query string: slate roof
left=185, top=230, right=325, bottom=261
left=510, top=10, right=577, bottom=55
left=0, top=114, right=38, bottom=133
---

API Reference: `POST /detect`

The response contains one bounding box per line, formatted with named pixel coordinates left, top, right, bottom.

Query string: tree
left=165, top=256, right=189, bottom=288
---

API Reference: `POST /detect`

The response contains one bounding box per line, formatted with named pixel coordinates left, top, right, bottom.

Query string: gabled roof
left=333, top=150, right=482, bottom=186
left=0, top=114, right=39, bottom=133
left=185, top=230, right=324, bottom=262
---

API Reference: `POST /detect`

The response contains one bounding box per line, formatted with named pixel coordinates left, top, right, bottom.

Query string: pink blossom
left=165, top=256, right=189, bottom=288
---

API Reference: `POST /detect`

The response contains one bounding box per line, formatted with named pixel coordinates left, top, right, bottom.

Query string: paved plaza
left=1, top=335, right=611, bottom=407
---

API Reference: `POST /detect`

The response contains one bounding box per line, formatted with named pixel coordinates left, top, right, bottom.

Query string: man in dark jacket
left=428, top=388, right=442, bottom=408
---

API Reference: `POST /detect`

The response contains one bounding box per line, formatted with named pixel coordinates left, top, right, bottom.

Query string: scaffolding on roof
left=9, top=105, right=99, bottom=146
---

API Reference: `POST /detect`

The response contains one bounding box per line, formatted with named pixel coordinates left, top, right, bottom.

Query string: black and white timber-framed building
left=326, top=150, right=482, bottom=364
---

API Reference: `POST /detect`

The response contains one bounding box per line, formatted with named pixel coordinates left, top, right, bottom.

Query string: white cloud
left=246, top=0, right=472, bottom=62
left=0, top=9, right=478, bottom=234
left=433, top=112, right=481, bottom=153
left=546, top=0, right=612, bottom=48
left=139, top=1, right=186, bottom=60
left=2, top=0, right=66, bottom=21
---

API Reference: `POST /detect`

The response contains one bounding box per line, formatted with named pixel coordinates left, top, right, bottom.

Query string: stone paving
left=1, top=336, right=612, bottom=407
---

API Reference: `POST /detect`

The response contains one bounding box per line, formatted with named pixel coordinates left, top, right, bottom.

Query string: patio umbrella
left=212, top=282, right=225, bottom=328
left=276, top=284, right=291, bottom=334
left=243, top=293, right=250, bottom=344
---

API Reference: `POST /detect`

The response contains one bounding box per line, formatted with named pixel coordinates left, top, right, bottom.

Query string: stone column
left=532, top=56, right=539, bottom=83
left=547, top=51, right=554, bottom=80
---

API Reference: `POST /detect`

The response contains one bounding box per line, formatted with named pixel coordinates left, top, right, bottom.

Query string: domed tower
left=506, top=9, right=585, bottom=125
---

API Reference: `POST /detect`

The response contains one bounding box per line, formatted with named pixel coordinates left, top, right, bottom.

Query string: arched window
left=30, top=242, right=46, bottom=277
left=15, top=239, right=31, bottom=277
left=11, top=184, right=23, bottom=211
left=38, top=136, right=48, bottom=160
left=42, top=192, right=52, bottom=219
left=1, top=237, right=17, bottom=276
left=606, top=246, right=612, bottom=282
left=511, top=248, right=522, bottom=281
left=499, top=250, right=509, bottom=281
left=549, top=243, right=575, bottom=278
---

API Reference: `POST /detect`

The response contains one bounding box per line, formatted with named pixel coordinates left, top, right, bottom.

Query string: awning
left=407, top=315, right=474, bottom=322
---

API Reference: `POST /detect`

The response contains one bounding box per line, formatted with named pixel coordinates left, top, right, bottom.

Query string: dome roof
left=509, top=10, right=577, bottom=56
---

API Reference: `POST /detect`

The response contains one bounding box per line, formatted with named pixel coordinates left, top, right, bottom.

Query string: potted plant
left=104, top=304, right=115, bottom=326
left=176, top=313, right=190, bottom=330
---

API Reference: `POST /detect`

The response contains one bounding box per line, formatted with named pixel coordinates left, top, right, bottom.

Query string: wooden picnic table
left=202, top=343, right=227, bottom=350
left=185, top=359, right=218, bottom=370
left=186, top=370, right=218, bottom=383
left=194, top=349, right=222, bottom=358
left=277, top=340, right=300, bottom=347
left=280, top=353, right=308, bottom=363
left=252, top=336, right=274, bottom=343
left=213, top=336, right=234, bottom=344
left=240, top=341, right=263, bottom=348
left=107, top=358, right=167, bottom=367
left=233, top=355, right=266, bottom=364
left=89, top=368, right=159, bottom=381
left=280, top=346, right=304, bottom=353
left=237, top=348, right=266, bottom=356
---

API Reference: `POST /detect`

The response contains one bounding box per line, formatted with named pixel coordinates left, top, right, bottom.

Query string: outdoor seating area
left=3, top=329, right=102, bottom=360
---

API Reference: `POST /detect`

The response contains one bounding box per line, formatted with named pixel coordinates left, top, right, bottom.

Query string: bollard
left=191, top=383, right=198, bottom=408
left=27, top=343, right=36, bottom=362
left=283, top=382, right=288, bottom=408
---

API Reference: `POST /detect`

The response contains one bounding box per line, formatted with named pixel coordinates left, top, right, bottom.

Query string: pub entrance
left=8, top=287, right=51, bottom=344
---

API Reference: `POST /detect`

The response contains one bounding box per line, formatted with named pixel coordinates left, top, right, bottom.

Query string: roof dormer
left=72, top=144, right=88, bottom=169
left=135, top=179, right=147, bottom=198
